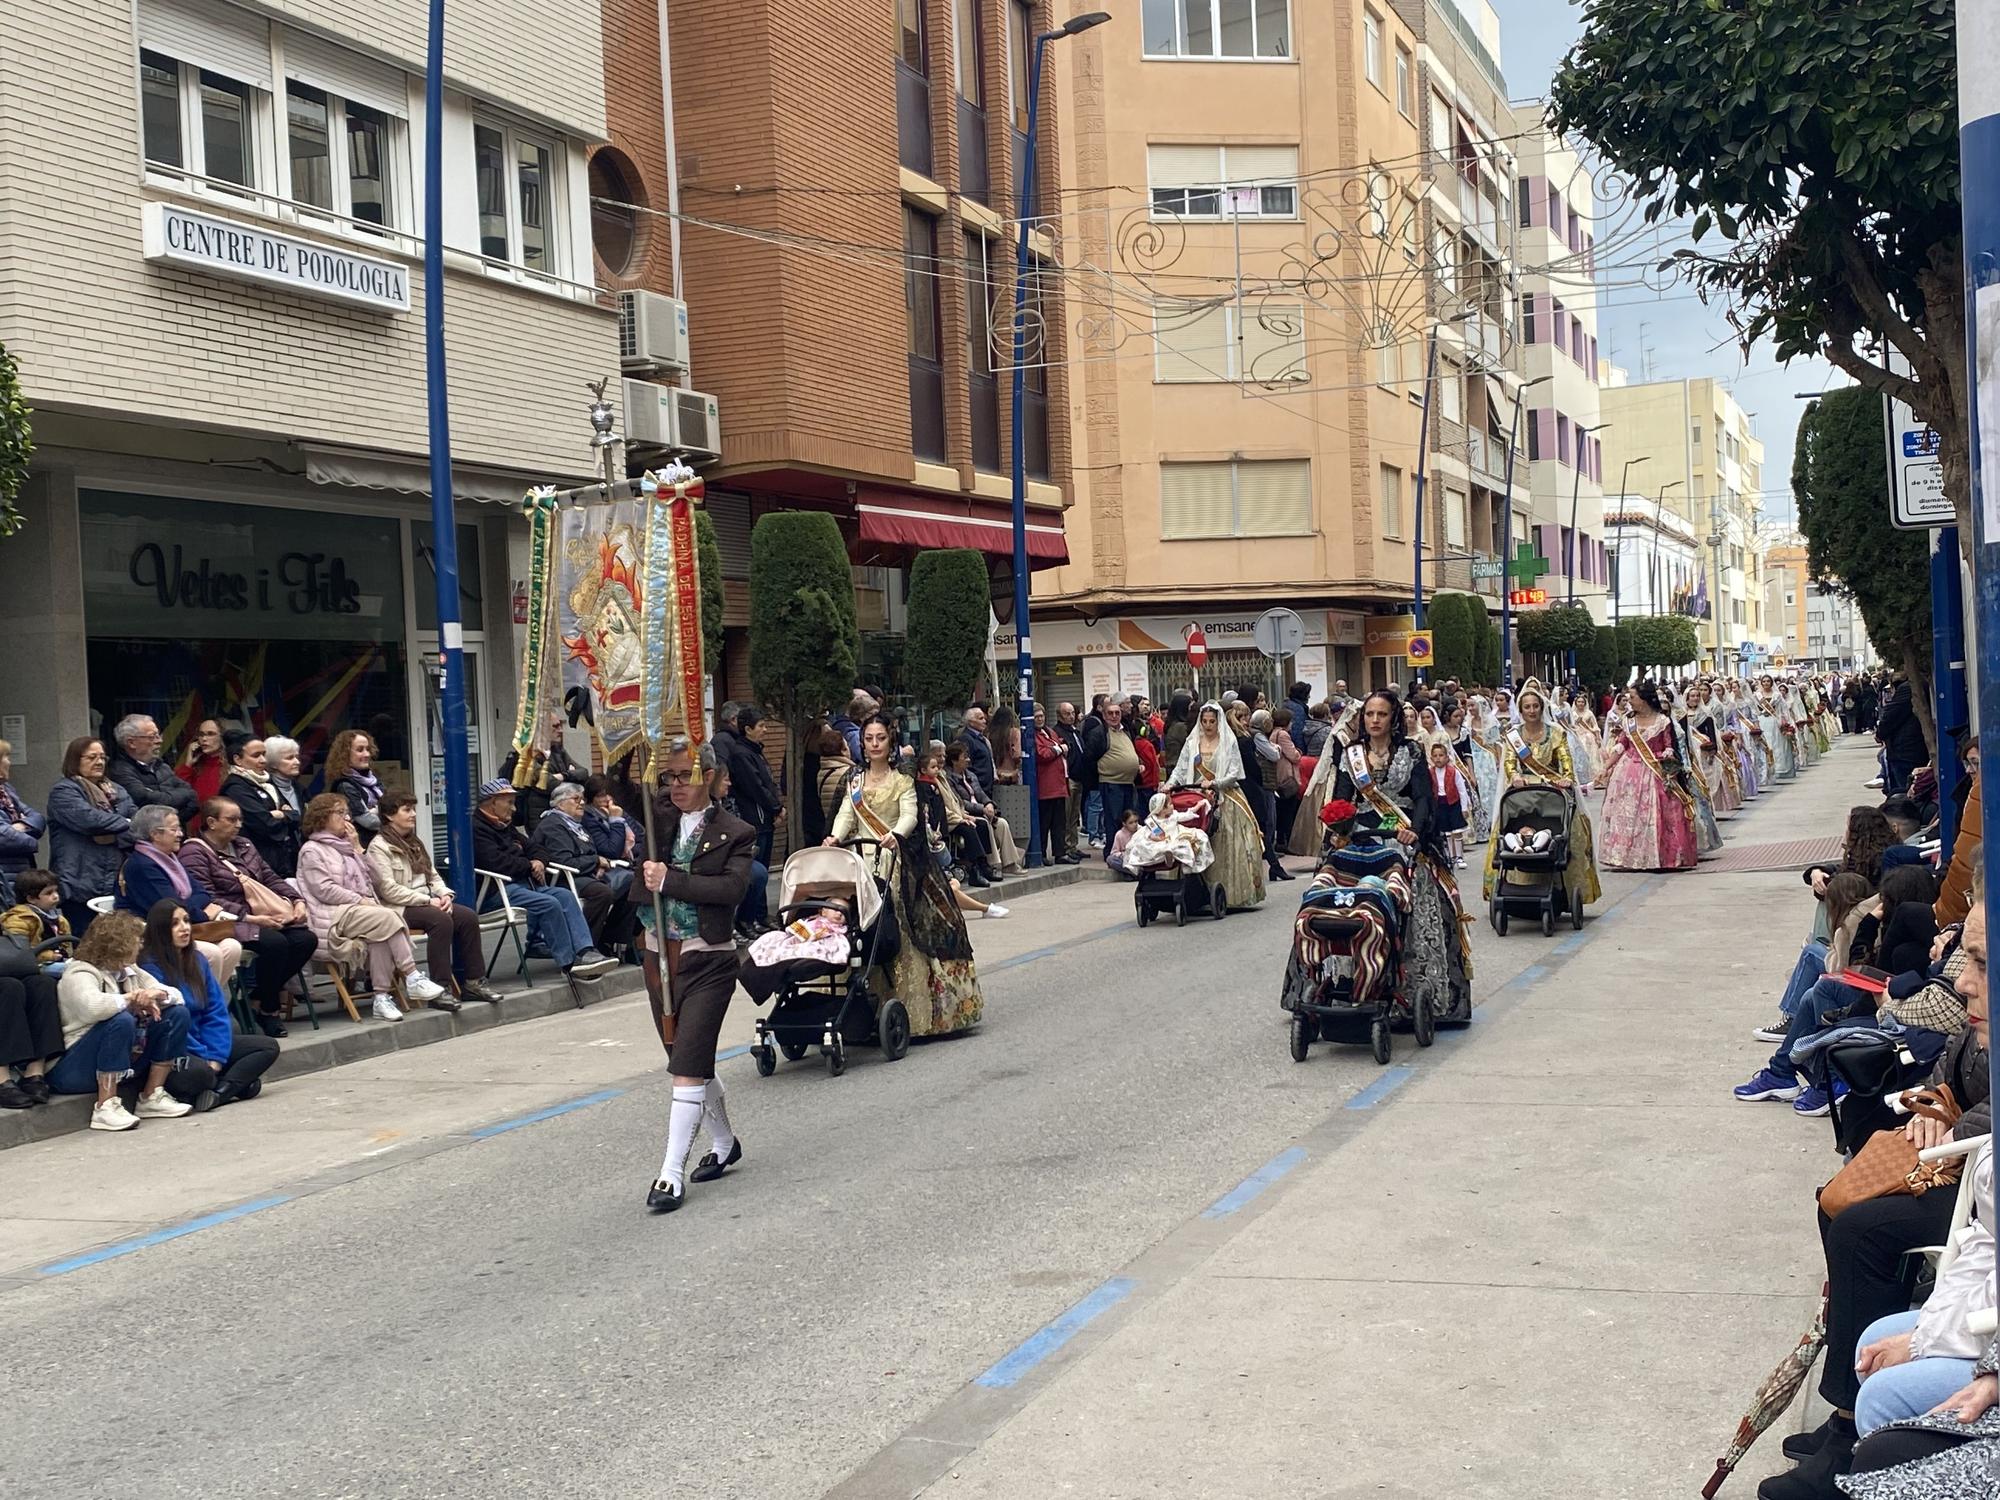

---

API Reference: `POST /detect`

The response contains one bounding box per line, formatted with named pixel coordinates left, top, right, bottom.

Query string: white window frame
left=139, top=49, right=277, bottom=204
left=1153, top=299, right=1307, bottom=384
left=1142, top=0, right=1295, bottom=61
left=1380, top=464, right=1402, bottom=538
left=1362, top=8, right=1384, bottom=90
left=279, top=80, right=408, bottom=238
left=1393, top=45, right=1412, bottom=116
left=473, top=113, right=570, bottom=283
left=1148, top=145, right=1300, bottom=222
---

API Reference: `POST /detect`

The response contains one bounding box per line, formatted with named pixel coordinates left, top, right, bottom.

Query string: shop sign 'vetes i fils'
left=127, top=542, right=362, bottom=615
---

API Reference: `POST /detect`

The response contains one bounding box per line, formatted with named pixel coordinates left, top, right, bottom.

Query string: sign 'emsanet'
left=142, top=202, right=412, bottom=314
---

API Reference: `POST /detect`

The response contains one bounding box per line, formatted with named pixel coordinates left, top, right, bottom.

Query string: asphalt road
left=0, top=783, right=1799, bottom=1500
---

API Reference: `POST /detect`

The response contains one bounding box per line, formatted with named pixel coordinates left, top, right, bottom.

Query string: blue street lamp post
left=1497, top=373, right=1553, bottom=688
left=1011, top=11, right=1110, bottom=868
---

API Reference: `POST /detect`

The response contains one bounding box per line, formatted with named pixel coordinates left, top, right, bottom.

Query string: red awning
left=855, top=488, right=1069, bottom=568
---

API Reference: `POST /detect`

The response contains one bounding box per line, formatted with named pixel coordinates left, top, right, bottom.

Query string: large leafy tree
left=0, top=342, right=30, bottom=539
left=1550, top=0, right=1969, bottom=532
left=749, top=511, right=859, bottom=826
left=1795, top=385, right=1934, bottom=749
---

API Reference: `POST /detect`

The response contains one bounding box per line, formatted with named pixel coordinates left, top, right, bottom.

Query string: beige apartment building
left=1598, top=373, right=1770, bottom=673
left=0, top=0, right=619, bottom=840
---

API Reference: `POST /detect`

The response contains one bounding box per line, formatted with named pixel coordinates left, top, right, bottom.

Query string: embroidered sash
left=1625, top=720, right=1697, bottom=820
left=1345, top=743, right=1405, bottom=831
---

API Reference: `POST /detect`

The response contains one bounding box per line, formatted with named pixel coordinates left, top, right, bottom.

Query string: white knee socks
left=702, top=1078, right=736, bottom=1159
left=658, top=1084, right=705, bottom=1190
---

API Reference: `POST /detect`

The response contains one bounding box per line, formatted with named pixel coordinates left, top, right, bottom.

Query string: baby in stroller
left=1123, top=791, right=1215, bottom=877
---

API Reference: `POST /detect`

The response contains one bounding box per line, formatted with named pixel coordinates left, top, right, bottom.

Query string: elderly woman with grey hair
left=529, top=779, right=635, bottom=954
left=1247, top=708, right=1293, bottom=882
left=114, top=802, right=244, bottom=988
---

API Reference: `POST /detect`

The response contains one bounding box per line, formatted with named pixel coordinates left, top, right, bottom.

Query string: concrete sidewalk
left=834, top=738, right=1880, bottom=1499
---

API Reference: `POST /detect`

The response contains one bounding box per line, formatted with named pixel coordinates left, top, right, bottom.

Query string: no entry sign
left=1184, top=624, right=1208, bottom=668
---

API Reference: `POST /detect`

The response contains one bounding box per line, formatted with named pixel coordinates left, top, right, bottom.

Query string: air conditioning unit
left=622, top=379, right=676, bottom=448
left=670, top=388, right=721, bottom=462
left=618, top=289, right=689, bottom=373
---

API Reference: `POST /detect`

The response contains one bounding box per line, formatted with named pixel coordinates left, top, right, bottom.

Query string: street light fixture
left=1567, top=421, right=1610, bottom=609
left=1411, top=306, right=1478, bottom=681
left=1610, top=454, right=1650, bottom=625
left=1497, top=372, right=1553, bottom=689
left=1008, top=8, right=1109, bottom=869
left=1650, top=478, right=1685, bottom=618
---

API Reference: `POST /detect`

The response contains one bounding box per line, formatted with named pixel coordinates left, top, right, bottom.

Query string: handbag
left=235, top=867, right=297, bottom=924
left=0, top=931, right=38, bottom=979
left=1817, top=1086, right=1965, bottom=1219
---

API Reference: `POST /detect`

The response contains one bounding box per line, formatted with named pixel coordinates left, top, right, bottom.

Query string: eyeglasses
left=661, top=769, right=698, bottom=786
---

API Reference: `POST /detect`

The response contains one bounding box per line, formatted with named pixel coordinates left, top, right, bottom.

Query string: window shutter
left=1147, top=144, right=1224, bottom=189
left=1240, top=302, right=1306, bottom=383
left=140, top=0, right=273, bottom=89
left=1160, top=462, right=1234, bottom=539
left=1153, top=301, right=1230, bottom=383
left=1221, top=145, right=1298, bottom=184
left=283, top=29, right=411, bottom=117
left=1234, top=459, right=1311, bottom=536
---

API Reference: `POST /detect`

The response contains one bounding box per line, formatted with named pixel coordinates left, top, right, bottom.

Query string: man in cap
left=472, top=778, right=617, bottom=978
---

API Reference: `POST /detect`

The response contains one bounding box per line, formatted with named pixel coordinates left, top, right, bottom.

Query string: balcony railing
left=909, top=354, right=946, bottom=461
left=897, top=62, right=932, bottom=177
left=958, top=99, right=990, bottom=205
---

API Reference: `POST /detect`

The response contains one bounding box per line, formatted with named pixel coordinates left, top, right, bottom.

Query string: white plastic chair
left=85, top=895, right=115, bottom=917
left=1912, top=1133, right=1990, bottom=1278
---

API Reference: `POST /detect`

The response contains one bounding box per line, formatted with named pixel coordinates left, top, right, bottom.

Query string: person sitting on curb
left=138, top=899, right=277, bottom=1112
left=48, top=910, right=191, bottom=1131
left=471, top=780, right=618, bottom=980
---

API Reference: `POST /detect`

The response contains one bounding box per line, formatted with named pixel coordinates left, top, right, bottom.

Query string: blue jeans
left=1084, top=789, right=1104, bottom=844
left=500, top=881, right=595, bottom=968
left=736, top=860, right=769, bottom=931
left=1778, top=939, right=1829, bottom=1018
left=1853, top=1311, right=1979, bottom=1434
left=1770, top=976, right=1870, bottom=1078
left=1098, top=784, right=1140, bottom=859
left=48, top=1005, right=191, bottom=1093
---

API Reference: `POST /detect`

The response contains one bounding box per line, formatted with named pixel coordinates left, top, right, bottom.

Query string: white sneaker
left=133, top=1088, right=191, bottom=1119
left=371, top=993, right=405, bottom=1022
left=983, top=903, right=1010, bottom=919
left=91, top=1098, right=139, bottom=1132
left=403, top=973, right=446, bottom=1004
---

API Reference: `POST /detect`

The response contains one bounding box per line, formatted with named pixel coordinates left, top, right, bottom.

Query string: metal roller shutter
left=138, top=0, right=273, bottom=89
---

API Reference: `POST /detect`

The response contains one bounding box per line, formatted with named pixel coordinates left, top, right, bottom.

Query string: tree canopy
left=1550, top=0, right=1969, bottom=531
left=1626, top=613, right=1700, bottom=669
left=903, top=549, right=992, bottom=710
left=749, top=511, right=858, bottom=822
left=0, top=343, right=29, bottom=540
left=1427, top=592, right=1482, bottom=682
left=1794, top=385, right=1933, bottom=747
left=694, top=508, right=725, bottom=682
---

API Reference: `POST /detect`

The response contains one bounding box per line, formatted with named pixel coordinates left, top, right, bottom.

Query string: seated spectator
left=296, top=794, right=447, bottom=1021
left=176, top=797, right=318, bottom=1036
left=220, top=731, right=302, bottom=878
left=48, top=910, right=191, bottom=1131
left=1877, top=799, right=1930, bottom=873
left=0, top=941, right=61, bottom=1108
left=582, top=776, right=637, bottom=870
left=471, top=780, right=617, bottom=979
left=1778, top=887, right=1989, bottom=1498
left=262, top=736, right=308, bottom=873
left=2, top=868, right=71, bottom=971
left=1937, top=761, right=1982, bottom=926
left=116, top=804, right=244, bottom=991
left=0, top=736, right=46, bottom=883
left=137, top=899, right=276, bottom=1111
left=107, top=713, right=198, bottom=826
left=366, top=791, right=498, bottom=1007
left=174, top=717, right=228, bottom=825
left=1106, top=807, right=1142, bottom=878
left=529, top=782, right=636, bottom=953
left=944, top=740, right=1022, bottom=876
left=324, top=729, right=386, bottom=845
left=47, top=735, right=136, bottom=934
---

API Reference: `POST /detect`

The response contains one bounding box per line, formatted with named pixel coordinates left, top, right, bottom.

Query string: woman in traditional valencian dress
left=1670, top=686, right=1725, bottom=854
left=1468, top=695, right=1506, bottom=823
left=1325, top=691, right=1472, bottom=1024
left=1690, top=681, right=1740, bottom=816
left=1565, top=692, right=1604, bottom=790
left=1721, top=681, right=1760, bottom=801
left=827, top=716, right=982, bottom=1036
left=1757, top=676, right=1796, bottom=780
left=1481, top=680, right=1602, bottom=911
left=1166, top=702, right=1266, bottom=910
left=1596, top=681, right=1700, bottom=872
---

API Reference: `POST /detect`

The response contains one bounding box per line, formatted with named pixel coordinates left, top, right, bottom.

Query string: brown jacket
left=1935, top=767, right=1981, bottom=926
left=640, top=795, right=756, bottom=948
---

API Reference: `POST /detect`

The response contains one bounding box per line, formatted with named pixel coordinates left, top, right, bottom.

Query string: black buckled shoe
left=690, top=1140, right=742, bottom=1183
left=646, top=1179, right=684, bottom=1214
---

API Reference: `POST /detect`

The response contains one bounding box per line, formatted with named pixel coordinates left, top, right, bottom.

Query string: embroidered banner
left=509, top=488, right=561, bottom=783
left=560, top=497, right=652, bottom=765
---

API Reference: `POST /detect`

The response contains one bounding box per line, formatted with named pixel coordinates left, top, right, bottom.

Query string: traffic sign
left=1406, top=630, right=1434, bottom=665
left=1183, top=623, right=1208, bottom=669
left=1252, top=607, right=1306, bottom=660
left=1882, top=349, right=1950, bottom=529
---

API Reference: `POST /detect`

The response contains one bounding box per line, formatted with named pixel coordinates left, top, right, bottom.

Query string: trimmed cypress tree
left=749, top=510, right=859, bottom=825
left=694, top=508, right=726, bottom=683
left=904, top=549, right=993, bottom=711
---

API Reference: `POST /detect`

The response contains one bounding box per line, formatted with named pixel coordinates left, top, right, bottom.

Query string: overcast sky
left=1488, top=0, right=1839, bottom=528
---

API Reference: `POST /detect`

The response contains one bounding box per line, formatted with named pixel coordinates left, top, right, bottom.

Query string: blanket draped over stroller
left=1292, top=840, right=1412, bottom=1011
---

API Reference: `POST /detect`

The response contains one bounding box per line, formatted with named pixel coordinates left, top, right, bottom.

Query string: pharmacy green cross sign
left=1508, top=542, right=1551, bottom=583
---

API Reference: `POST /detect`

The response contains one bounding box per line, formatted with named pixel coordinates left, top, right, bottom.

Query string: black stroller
left=742, top=840, right=903, bottom=1077
left=1280, top=838, right=1431, bottom=1065
left=1134, top=790, right=1229, bottom=927
left=1486, top=783, right=1582, bottom=936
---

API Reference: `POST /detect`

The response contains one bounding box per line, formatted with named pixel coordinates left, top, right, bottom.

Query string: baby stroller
left=1487, top=783, right=1581, bottom=937
left=1280, top=837, right=1430, bottom=1065
left=741, top=841, right=902, bottom=1078
left=1134, top=790, right=1228, bottom=927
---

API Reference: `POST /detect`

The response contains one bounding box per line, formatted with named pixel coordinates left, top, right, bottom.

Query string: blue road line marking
left=716, top=1044, right=750, bottom=1063
left=989, top=917, right=1129, bottom=972
left=1508, top=963, right=1551, bottom=989
left=38, top=1194, right=295, bottom=1276
left=974, top=1276, right=1139, bottom=1389
left=470, top=1087, right=625, bottom=1138
left=1551, top=929, right=1590, bottom=956
left=1201, top=1146, right=1307, bottom=1219
left=1344, top=1065, right=1415, bottom=1111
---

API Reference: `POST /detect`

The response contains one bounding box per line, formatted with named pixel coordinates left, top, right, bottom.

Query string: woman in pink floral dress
left=1595, top=681, right=1699, bottom=872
